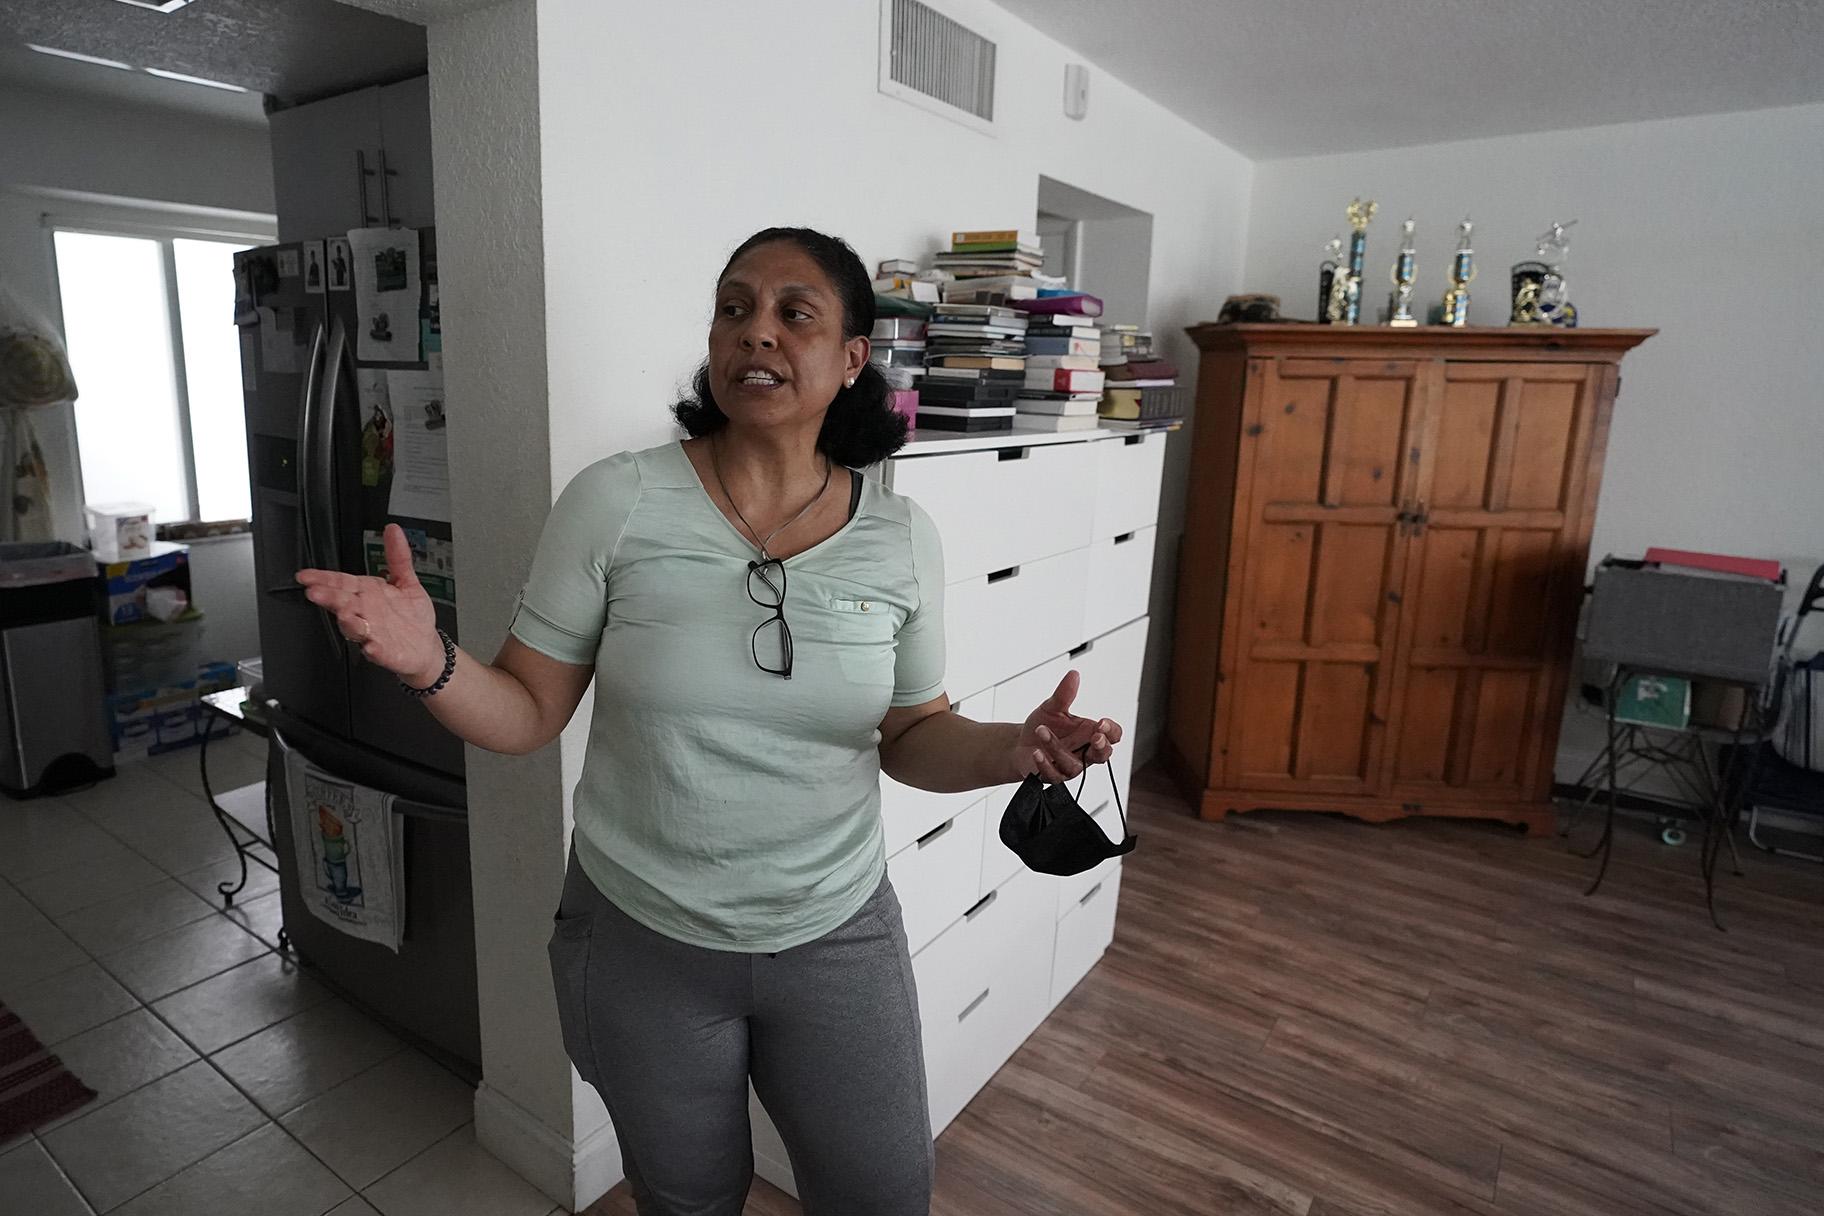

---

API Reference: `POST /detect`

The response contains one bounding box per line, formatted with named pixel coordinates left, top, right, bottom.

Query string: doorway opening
left=1035, top=176, right=1154, bottom=328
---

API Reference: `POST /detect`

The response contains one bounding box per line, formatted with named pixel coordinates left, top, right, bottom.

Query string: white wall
left=1242, top=102, right=1824, bottom=783
left=0, top=82, right=275, bottom=543
left=423, top=2, right=613, bottom=1210
left=536, top=0, right=1254, bottom=768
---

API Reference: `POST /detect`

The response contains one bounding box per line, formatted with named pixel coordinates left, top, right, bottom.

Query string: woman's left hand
left=1011, top=669, right=1123, bottom=784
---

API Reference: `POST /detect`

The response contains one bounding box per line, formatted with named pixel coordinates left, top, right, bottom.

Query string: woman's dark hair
left=672, top=226, right=909, bottom=468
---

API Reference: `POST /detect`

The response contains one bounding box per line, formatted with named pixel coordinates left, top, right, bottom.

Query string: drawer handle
left=1113, top=531, right=1136, bottom=545
left=1069, top=640, right=1093, bottom=659
left=1079, top=882, right=1104, bottom=906
left=964, top=890, right=997, bottom=920
left=995, top=446, right=1029, bottom=462
left=958, top=988, right=991, bottom=1022
left=1123, top=435, right=1143, bottom=446
left=987, top=566, right=1020, bottom=584
left=916, top=818, right=954, bottom=848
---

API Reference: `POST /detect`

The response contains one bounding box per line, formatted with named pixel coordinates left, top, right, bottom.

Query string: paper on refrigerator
left=285, top=748, right=406, bottom=952
left=385, top=368, right=449, bottom=523
left=348, top=227, right=421, bottom=362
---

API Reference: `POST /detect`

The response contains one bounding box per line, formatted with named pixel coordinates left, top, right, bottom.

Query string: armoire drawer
left=890, top=441, right=1095, bottom=582
left=1051, top=867, right=1122, bottom=1007
left=887, top=798, right=987, bottom=956
left=880, top=688, right=992, bottom=856
left=944, top=550, right=1087, bottom=701
left=1084, top=527, right=1156, bottom=640
left=1091, top=432, right=1167, bottom=542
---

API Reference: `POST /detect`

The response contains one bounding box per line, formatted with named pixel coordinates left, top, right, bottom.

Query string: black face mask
left=999, top=754, right=1136, bottom=877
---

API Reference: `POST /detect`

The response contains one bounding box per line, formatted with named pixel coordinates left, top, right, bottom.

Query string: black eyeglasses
left=746, top=558, right=793, bottom=680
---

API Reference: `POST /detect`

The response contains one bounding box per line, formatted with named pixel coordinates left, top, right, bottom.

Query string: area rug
left=0, top=1001, right=97, bottom=1140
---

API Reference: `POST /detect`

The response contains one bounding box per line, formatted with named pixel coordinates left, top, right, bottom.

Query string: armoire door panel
left=1393, top=667, right=1459, bottom=783
left=1294, top=662, right=1377, bottom=782
left=1464, top=670, right=1539, bottom=787
left=1482, top=528, right=1560, bottom=656
left=1322, top=374, right=1416, bottom=508
left=1252, top=372, right=1336, bottom=504
left=1215, top=360, right=1426, bottom=792
left=1232, top=663, right=1300, bottom=780
left=1248, top=524, right=1315, bottom=643
left=1309, top=524, right=1395, bottom=646
left=1408, top=526, right=1481, bottom=651
left=1428, top=378, right=1501, bottom=509
left=1382, top=362, right=1604, bottom=802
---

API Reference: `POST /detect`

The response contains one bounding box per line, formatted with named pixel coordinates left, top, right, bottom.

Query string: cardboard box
left=108, top=660, right=237, bottom=761
left=98, top=541, right=190, bottom=625
left=1690, top=681, right=1751, bottom=731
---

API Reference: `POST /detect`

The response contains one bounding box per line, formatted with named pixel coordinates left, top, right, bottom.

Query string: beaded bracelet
left=400, top=629, right=457, bottom=699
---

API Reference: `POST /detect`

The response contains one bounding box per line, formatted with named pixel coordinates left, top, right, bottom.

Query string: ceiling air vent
left=879, top=0, right=997, bottom=132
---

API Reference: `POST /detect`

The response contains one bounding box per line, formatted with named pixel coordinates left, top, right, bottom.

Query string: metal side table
left=198, top=687, right=288, bottom=949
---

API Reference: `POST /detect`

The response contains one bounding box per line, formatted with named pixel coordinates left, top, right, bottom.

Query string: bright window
left=54, top=227, right=259, bottom=525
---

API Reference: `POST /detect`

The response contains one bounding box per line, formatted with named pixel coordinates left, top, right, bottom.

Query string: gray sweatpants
left=547, top=852, right=935, bottom=1216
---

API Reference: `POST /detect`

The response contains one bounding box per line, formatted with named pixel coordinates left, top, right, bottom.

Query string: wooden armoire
left=1166, top=324, right=1653, bottom=834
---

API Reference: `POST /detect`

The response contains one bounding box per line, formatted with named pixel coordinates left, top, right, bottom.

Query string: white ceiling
left=0, top=0, right=424, bottom=120
left=991, top=0, right=1824, bottom=159
left=0, top=40, right=269, bottom=126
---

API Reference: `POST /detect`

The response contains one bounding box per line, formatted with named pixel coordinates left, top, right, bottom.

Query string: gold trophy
left=1341, top=197, right=1377, bottom=325
left=1439, top=217, right=1475, bottom=327
left=1387, top=217, right=1418, bottom=327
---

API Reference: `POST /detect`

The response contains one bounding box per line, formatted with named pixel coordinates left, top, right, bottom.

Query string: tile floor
left=0, top=731, right=564, bottom=1216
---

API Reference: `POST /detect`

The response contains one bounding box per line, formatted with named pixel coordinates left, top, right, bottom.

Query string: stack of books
left=1013, top=298, right=1105, bottom=432
left=873, top=257, right=938, bottom=303
left=917, top=302, right=1030, bottom=433
left=870, top=317, right=927, bottom=377
left=1098, top=325, right=1186, bottom=431
left=937, top=229, right=1066, bottom=305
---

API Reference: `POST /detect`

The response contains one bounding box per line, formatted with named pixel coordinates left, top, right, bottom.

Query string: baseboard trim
left=474, top=1080, right=622, bottom=1212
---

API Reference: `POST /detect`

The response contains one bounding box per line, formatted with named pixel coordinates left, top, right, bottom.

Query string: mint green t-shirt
left=509, top=440, right=947, bottom=952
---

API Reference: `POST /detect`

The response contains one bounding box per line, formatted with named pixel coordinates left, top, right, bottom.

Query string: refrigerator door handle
left=296, top=320, right=328, bottom=570
left=295, top=318, right=342, bottom=655
left=317, top=318, right=352, bottom=574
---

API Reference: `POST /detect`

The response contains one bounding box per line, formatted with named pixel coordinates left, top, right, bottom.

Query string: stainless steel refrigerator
left=234, top=230, right=478, bottom=1075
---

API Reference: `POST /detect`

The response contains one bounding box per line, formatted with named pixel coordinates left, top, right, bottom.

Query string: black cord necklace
left=708, top=434, right=832, bottom=560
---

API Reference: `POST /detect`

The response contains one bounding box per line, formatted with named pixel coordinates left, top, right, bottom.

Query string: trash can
left=0, top=542, right=114, bottom=797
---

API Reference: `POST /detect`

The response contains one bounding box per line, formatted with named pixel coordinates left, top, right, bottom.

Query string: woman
left=297, top=227, right=1124, bottom=1215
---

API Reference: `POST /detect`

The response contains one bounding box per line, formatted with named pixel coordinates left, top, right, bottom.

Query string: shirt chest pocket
left=821, top=596, right=901, bottom=682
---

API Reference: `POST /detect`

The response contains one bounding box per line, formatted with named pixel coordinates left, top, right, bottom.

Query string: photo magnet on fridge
left=327, top=237, right=352, bottom=292
left=303, top=241, right=326, bottom=294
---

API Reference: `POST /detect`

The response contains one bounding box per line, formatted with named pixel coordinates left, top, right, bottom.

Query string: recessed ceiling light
left=111, top=0, right=198, bottom=11
left=25, top=44, right=135, bottom=71
left=144, top=67, right=247, bottom=92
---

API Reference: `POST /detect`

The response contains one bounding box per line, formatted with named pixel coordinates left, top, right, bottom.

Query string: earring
left=845, top=377, right=855, bottom=388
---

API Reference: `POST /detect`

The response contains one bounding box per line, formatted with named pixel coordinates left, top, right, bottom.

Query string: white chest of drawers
left=751, top=427, right=1168, bottom=1192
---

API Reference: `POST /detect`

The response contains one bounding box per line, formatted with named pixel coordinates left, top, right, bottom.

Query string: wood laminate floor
left=590, top=765, right=1824, bottom=1215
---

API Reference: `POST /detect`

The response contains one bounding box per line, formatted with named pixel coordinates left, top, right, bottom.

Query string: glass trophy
left=1320, top=236, right=1344, bottom=323
left=1387, top=218, right=1418, bottom=327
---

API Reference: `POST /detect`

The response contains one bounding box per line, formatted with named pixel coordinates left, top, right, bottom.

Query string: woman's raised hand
left=296, top=523, right=443, bottom=684
left=1012, top=669, right=1123, bottom=784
